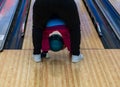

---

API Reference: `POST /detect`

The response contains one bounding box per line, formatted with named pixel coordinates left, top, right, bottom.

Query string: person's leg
left=56, top=0, right=83, bottom=62
left=32, top=23, right=43, bottom=54
left=32, top=1, right=51, bottom=62
left=32, top=4, right=43, bottom=55
left=57, top=1, right=80, bottom=55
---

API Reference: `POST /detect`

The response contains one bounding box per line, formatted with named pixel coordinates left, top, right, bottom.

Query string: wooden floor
left=0, top=0, right=120, bottom=87
left=0, top=50, right=120, bottom=87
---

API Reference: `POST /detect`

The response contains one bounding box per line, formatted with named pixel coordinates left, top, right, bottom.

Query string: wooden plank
left=22, top=0, right=104, bottom=50
left=0, top=50, right=30, bottom=87
left=0, top=49, right=120, bottom=87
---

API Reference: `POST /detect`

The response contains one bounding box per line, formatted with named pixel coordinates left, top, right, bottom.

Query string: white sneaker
left=32, top=54, right=41, bottom=62
left=72, top=54, right=83, bottom=63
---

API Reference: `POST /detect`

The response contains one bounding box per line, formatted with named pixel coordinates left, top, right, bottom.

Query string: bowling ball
left=49, top=34, right=64, bottom=52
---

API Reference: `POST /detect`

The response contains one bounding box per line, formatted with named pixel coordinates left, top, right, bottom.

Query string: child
left=41, top=18, right=71, bottom=52
left=32, top=0, right=83, bottom=63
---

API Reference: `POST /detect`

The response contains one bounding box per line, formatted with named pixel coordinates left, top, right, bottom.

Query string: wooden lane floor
left=109, top=0, right=120, bottom=15
left=0, top=49, right=120, bottom=87
left=22, top=0, right=104, bottom=50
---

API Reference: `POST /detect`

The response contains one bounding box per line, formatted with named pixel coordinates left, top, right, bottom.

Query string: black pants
left=32, top=0, right=81, bottom=55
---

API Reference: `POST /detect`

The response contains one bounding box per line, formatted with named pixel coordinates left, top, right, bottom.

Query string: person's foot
left=41, top=52, right=49, bottom=58
left=45, top=53, right=49, bottom=58
left=72, top=54, right=83, bottom=63
left=32, top=54, right=41, bottom=62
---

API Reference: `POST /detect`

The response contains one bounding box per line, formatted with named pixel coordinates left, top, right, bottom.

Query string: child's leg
left=32, top=1, right=52, bottom=54
left=56, top=1, right=81, bottom=55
